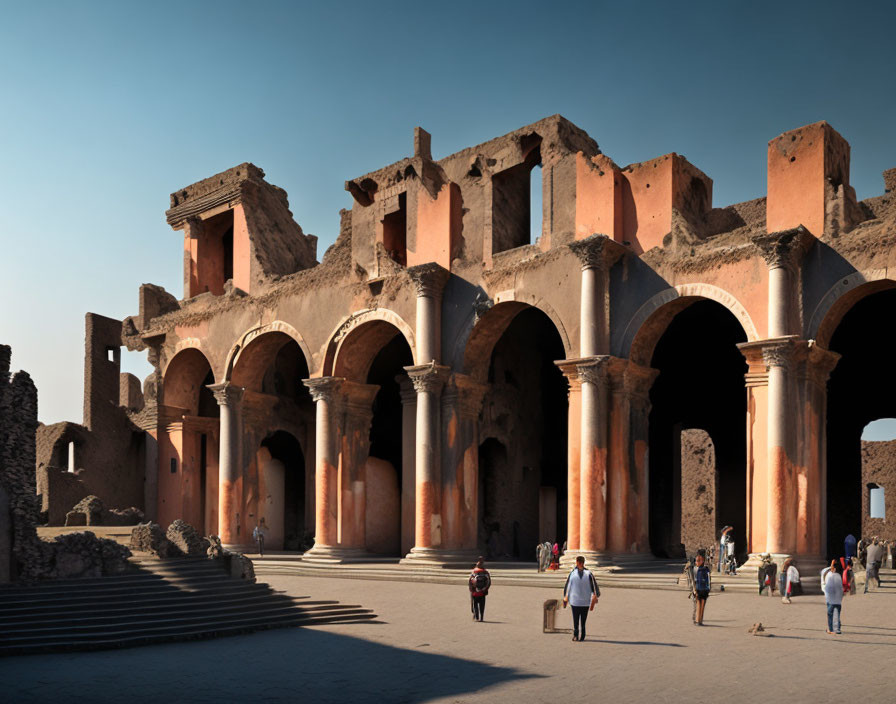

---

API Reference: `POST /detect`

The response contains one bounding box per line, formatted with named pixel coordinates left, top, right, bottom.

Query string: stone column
left=762, top=340, right=795, bottom=556
left=208, top=382, right=244, bottom=549
left=556, top=362, right=582, bottom=554
left=397, top=375, right=417, bottom=556
left=568, top=234, right=625, bottom=357
left=302, top=377, right=343, bottom=553
left=752, top=226, right=811, bottom=338
left=407, top=263, right=450, bottom=364
left=576, top=356, right=610, bottom=564
left=402, top=363, right=450, bottom=562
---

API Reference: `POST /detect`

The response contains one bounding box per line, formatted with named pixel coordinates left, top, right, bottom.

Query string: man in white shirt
left=563, top=556, right=600, bottom=642
left=823, top=560, right=844, bottom=634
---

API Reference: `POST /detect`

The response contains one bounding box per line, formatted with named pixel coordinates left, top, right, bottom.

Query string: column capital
left=404, top=363, right=450, bottom=393
left=396, top=374, right=417, bottom=405
left=207, top=382, right=244, bottom=407
left=738, top=336, right=801, bottom=371
left=751, top=226, right=812, bottom=271
left=568, top=233, right=627, bottom=271
left=302, top=376, right=344, bottom=403
left=792, top=340, right=841, bottom=388
left=407, top=263, right=450, bottom=298
left=576, top=355, right=611, bottom=386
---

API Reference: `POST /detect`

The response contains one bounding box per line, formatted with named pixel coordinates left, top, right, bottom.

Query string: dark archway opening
left=827, top=289, right=896, bottom=554
left=366, top=333, right=414, bottom=556
left=260, top=430, right=305, bottom=550
left=648, top=300, right=747, bottom=560
left=478, top=307, right=567, bottom=560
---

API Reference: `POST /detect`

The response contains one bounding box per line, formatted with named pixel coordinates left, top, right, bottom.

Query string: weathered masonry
left=39, top=116, right=896, bottom=570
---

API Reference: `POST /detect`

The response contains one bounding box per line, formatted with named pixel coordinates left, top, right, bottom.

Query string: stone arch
left=323, top=308, right=416, bottom=380
left=622, top=284, right=758, bottom=366
left=461, top=300, right=572, bottom=383
left=809, top=271, right=896, bottom=348
left=161, top=347, right=217, bottom=416
left=226, top=322, right=313, bottom=391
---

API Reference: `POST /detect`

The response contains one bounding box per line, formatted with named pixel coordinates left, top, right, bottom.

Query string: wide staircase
left=0, top=556, right=376, bottom=656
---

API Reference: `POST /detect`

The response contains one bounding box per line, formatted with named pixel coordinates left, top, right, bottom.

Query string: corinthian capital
left=761, top=339, right=796, bottom=370
left=407, top=263, right=450, bottom=298
left=207, top=382, right=244, bottom=407
left=751, top=226, right=812, bottom=271
left=568, top=234, right=626, bottom=271
left=404, top=363, right=450, bottom=394
left=302, top=376, right=344, bottom=404
left=576, top=355, right=610, bottom=386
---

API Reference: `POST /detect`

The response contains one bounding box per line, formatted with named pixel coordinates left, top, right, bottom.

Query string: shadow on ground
left=0, top=627, right=539, bottom=703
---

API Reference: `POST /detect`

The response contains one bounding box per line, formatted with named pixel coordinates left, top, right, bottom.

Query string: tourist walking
left=691, top=553, right=711, bottom=625
left=824, top=560, right=844, bottom=634
left=252, top=518, right=267, bottom=557
left=468, top=558, right=491, bottom=621
left=782, top=557, right=801, bottom=604
left=563, top=556, right=599, bottom=641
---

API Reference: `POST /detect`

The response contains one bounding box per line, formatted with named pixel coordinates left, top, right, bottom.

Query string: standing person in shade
left=563, top=556, right=599, bottom=642
left=252, top=517, right=267, bottom=557
left=864, top=537, right=883, bottom=593
left=468, top=558, right=491, bottom=622
left=844, top=534, right=857, bottom=564
left=692, top=553, right=711, bottom=625
left=824, top=559, right=844, bottom=634
left=718, top=526, right=732, bottom=572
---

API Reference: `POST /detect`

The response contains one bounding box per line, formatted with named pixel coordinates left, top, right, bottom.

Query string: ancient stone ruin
left=33, top=116, right=896, bottom=572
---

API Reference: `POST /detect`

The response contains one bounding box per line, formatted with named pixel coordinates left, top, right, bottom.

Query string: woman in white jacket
left=782, top=557, right=800, bottom=604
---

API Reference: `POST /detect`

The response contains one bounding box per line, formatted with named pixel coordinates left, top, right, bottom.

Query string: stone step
left=0, top=610, right=377, bottom=655
left=0, top=556, right=376, bottom=655
left=0, top=602, right=371, bottom=638
left=0, top=592, right=308, bottom=624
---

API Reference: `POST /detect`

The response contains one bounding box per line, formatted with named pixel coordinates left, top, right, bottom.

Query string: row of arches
left=157, top=278, right=895, bottom=559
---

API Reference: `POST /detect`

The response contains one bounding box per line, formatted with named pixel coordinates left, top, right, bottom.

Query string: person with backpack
left=468, top=558, right=491, bottom=621
left=563, top=556, right=600, bottom=641
left=692, top=553, right=711, bottom=625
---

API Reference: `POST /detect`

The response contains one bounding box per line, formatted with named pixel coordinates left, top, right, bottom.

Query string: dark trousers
left=571, top=606, right=589, bottom=639
left=472, top=595, right=486, bottom=621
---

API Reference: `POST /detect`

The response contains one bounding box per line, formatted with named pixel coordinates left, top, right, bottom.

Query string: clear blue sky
left=1, top=0, right=895, bottom=437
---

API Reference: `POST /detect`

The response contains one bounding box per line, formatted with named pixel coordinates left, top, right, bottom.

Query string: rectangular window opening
left=67, top=441, right=76, bottom=473
left=869, top=485, right=885, bottom=519
left=170, top=457, right=178, bottom=474
left=382, top=192, right=407, bottom=266
left=491, top=141, right=543, bottom=255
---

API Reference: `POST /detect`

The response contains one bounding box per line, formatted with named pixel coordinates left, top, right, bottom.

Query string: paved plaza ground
left=2, top=572, right=894, bottom=703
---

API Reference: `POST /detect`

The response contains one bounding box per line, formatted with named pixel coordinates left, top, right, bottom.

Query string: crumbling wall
left=0, top=344, right=48, bottom=581
left=862, top=439, right=896, bottom=541
left=680, top=429, right=717, bottom=554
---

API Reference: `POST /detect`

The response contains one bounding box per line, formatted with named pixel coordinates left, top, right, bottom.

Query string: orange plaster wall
left=566, top=388, right=581, bottom=551
left=622, top=157, right=675, bottom=255
left=575, top=153, right=622, bottom=241
left=157, top=428, right=183, bottom=528
left=748, top=386, right=768, bottom=552
left=412, top=183, right=459, bottom=270
left=232, top=204, right=252, bottom=293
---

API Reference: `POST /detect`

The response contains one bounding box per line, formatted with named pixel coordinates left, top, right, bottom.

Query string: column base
left=400, top=547, right=480, bottom=568
left=301, top=544, right=380, bottom=564
left=560, top=550, right=615, bottom=571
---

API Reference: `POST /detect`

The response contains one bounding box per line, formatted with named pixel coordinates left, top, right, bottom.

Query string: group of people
left=468, top=554, right=600, bottom=640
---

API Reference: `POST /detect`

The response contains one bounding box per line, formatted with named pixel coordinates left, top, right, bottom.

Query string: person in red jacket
left=469, top=558, right=491, bottom=622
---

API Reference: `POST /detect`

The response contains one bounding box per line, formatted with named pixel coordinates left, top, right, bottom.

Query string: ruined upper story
left=130, top=115, right=895, bottom=339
